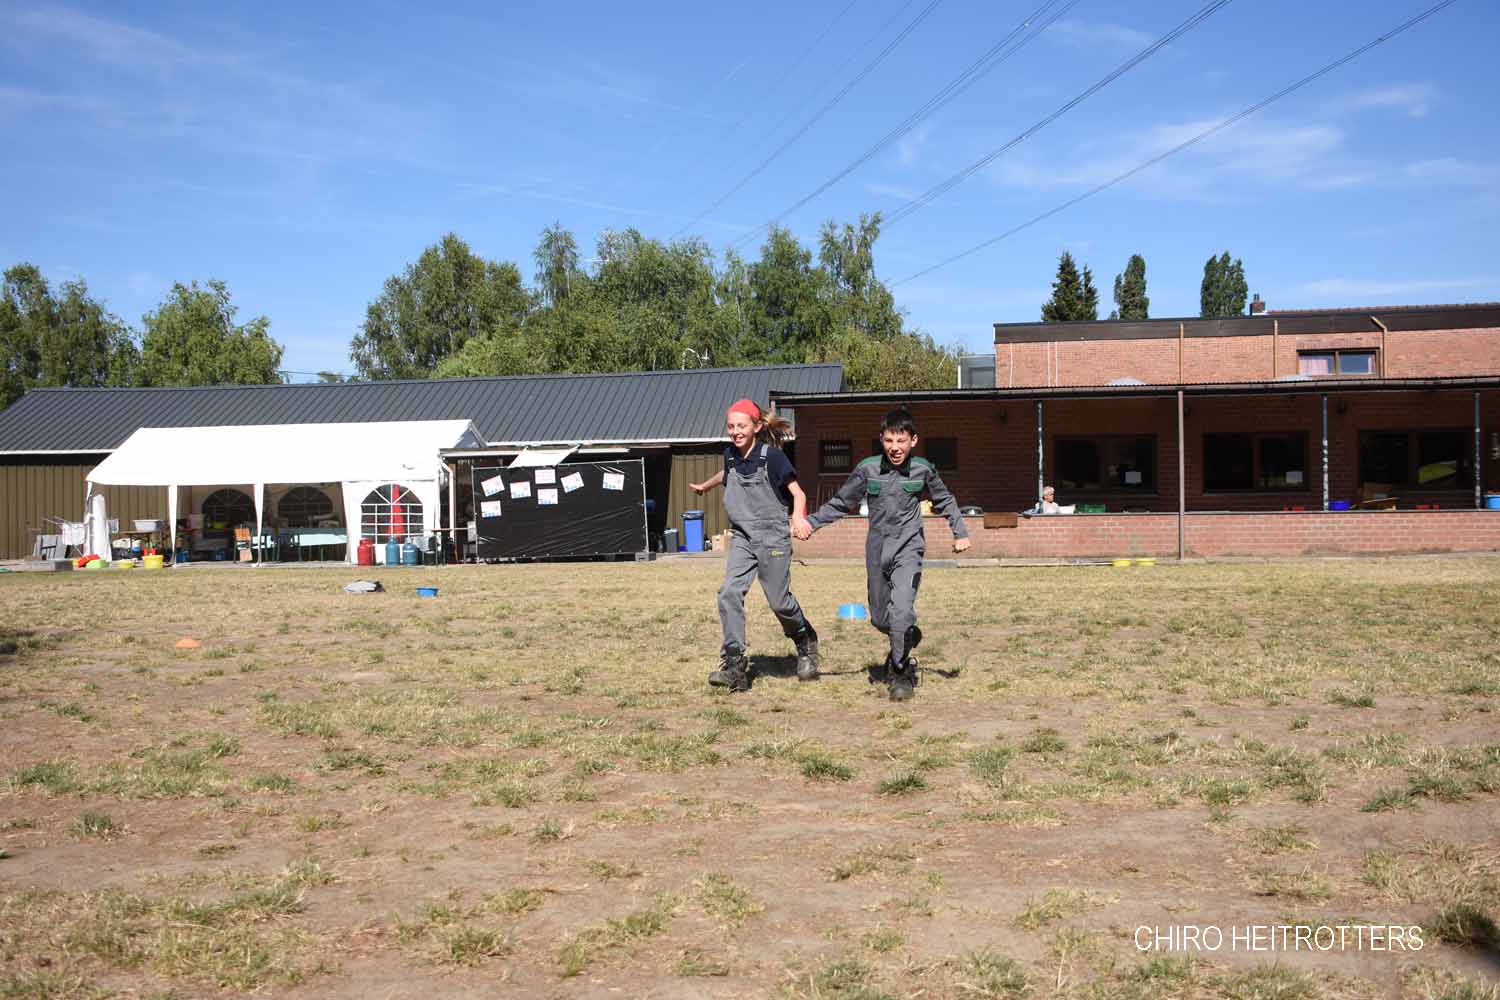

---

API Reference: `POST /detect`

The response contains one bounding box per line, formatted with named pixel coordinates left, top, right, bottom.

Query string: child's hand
left=792, top=516, right=813, bottom=540
left=953, top=537, right=971, bottom=553
left=689, top=481, right=709, bottom=495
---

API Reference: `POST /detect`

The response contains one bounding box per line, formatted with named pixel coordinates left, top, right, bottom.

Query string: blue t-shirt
left=724, top=444, right=797, bottom=510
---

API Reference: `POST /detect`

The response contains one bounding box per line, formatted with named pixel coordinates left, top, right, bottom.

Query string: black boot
left=708, top=646, right=750, bottom=693
left=888, top=656, right=915, bottom=702
left=794, top=625, right=820, bottom=681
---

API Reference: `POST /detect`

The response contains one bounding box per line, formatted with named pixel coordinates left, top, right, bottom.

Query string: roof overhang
left=772, top=375, right=1500, bottom=407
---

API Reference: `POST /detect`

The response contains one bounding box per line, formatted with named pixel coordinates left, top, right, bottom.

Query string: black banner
left=471, top=458, right=648, bottom=560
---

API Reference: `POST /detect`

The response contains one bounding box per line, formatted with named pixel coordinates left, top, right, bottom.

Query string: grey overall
left=717, top=443, right=811, bottom=652
left=808, top=456, right=968, bottom=665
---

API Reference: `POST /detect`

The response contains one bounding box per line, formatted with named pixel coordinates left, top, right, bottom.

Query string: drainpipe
left=1178, top=322, right=1185, bottom=383
left=1036, top=401, right=1044, bottom=504
left=1371, top=316, right=1389, bottom=377
left=1476, top=391, right=1483, bottom=510
left=1321, top=394, right=1330, bottom=511
left=1271, top=319, right=1279, bottom=378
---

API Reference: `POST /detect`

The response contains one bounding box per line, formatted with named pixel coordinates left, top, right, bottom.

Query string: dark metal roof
left=0, top=364, right=844, bottom=454
left=774, top=375, right=1500, bottom=407
left=993, top=303, right=1500, bottom=344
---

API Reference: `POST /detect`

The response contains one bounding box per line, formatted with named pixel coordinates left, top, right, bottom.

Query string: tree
left=139, top=280, right=284, bottom=386
left=351, top=233, right=532, bottom=379
left=810, top=327, right=958, bottom=392
left=746, top=226, right=827, bottom=364
left=1200, top=251, right=1248, bottom=318
left=1, top=263, right=137, bottom=408
left=534, top=223, right=581, bottom=308
left=1041, top=252, right=1099, bottom=322
left=1110, top=254, right=1149, bottom=321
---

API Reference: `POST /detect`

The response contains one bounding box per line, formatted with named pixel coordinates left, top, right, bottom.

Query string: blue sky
left=3, top=0, right=1497, bottom=380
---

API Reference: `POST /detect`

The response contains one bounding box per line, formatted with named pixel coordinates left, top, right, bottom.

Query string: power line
left=892, top=0, right=1462, bottom=287
left=709, top=0, right=864, bottom=149
left=882, top=0, right=1233, bottom=229
left=670, top=0, right=945, bottom=240
left=729, top=0, right=1079, bottom=252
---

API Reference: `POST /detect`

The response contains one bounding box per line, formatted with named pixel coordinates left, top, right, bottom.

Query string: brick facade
left=793, top=510, right=1500, bottom=560
left=793, top=391, right=1500, bottom=516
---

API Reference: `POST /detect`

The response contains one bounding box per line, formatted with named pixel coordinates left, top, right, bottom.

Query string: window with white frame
left=360, top=484, right=424, bottom=542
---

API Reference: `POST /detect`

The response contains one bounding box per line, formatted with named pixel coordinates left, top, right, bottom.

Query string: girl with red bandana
left=689, top=398, right=819, bottom=692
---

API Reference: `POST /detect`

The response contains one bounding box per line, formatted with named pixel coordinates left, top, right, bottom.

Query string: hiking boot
left=888, top=660, right=916, bottom=702
left=869, top=655, right=891, bottom=685
left=794, top=626, right=820, bottom=681
left=906, top=625, right=922, bottom=654
left=708, top=648, right=750, bottom=693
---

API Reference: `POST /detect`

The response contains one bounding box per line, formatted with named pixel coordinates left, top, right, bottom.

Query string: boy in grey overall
left=798, top=408, right=969, bottom=701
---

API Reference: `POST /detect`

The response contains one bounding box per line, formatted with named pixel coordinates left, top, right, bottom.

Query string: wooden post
left=447, top=462, right=458, bottom=564
left=1177, top=390, right=1186, bottom=561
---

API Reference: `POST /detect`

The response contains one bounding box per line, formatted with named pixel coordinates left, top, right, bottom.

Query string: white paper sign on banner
left=537, top=488, right=559, bottom=506
left=480, top=500, right=503, bottom=517
left=510, top=481, right=532, bottom=499
left=534, top=468, right=557, bottom=485
left=480, top=475, right=504, bottom=497
left=602, top=472, right=625, bottom=491
left=561, top=472, right=584, bottom=493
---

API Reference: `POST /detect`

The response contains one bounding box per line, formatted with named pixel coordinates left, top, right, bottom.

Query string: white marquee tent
left=86, top=420, right=484, bottom=563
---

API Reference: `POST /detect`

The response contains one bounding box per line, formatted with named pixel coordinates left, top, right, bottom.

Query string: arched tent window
left=361, top=484, right=423, bottom=543
left=202, top=488, right=254, bottom=529
left=278, top=487, right=334, bottom=528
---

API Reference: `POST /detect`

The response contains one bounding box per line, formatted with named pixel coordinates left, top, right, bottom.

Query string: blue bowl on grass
left=416, top=586, right=439, bottom=598
left=837, top=603, right=868, bottom=620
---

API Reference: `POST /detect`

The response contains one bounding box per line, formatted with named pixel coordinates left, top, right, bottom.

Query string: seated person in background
left=1024, top=485, right=1062, bottom=516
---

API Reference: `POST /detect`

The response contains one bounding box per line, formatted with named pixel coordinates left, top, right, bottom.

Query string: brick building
left=777, top=302, right=1500, bottom=559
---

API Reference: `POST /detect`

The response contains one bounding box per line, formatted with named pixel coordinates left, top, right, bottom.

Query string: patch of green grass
left=1361, top=786, right=1416, bottom=812
left=531, top=817, right=565, bottom=842
left=1020, top=728, right=1067, bottom=754
left=89, top=747, right=229, bottom=799
left=1245, top=822, right=1315, bottom=855
left=1327, top=688, right=1376, bottom=709
left=13, top=760, right=80, bottom=795
left=694, top=873, right=762, bottom=927
left=246, top=772, right=297, bottom=793
left=828, top=846, right=914, bottom=882
left=876, top=770, right=927, bottom=796
left=799, top=750, right=855, bottom=782
left=1013, top=888, right=1098, bottom=931
left=1430, top=903, right=1499, bottom=949
left=1215, top=964, right=1318, bottom=1000
left=585, top=859, right=643, bottom=880
left=72, top=812, right=118, bottom=838
left=968, top=745, right=1016, bottom=786
left=1250, top=866, right=1332, bottom=902
left=437, top=924, right=509, bottom=966
left=318, top=750, right=386, bottom=776
left=557, top=893, right=676, bottom=978
left=675, top=948, right=730, bottom=977
left=294, top=814, right=345, bottom=833
left=954, top=949, right=1029, bottom=997
left=485, top=888, right=544, bottom=916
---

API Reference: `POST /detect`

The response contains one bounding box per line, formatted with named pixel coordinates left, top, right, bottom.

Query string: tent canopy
left=87, top=420, right=483, bottom=488
left=87, top=420, right=482, bottom=563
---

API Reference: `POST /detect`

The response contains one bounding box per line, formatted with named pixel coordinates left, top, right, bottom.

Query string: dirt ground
left=1, top=557, right=1498, bottom=999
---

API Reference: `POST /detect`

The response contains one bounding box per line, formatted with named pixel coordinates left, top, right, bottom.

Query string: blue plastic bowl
left=416, top=586, right=439, bottom=598
left=837, top=603, right=869, bottom=620
left=1329, top=500, right=1352, bottom=511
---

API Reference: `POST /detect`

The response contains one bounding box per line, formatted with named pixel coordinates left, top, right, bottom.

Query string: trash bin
left=683, top=510, right=705, bottom=552
left=663, top=528, right=679, bottom=553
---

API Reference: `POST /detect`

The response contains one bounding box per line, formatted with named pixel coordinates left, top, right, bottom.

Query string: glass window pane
left=1417, top=431, right=1465, bottom=488
left=1338, top=351, right=1375, bottom=374
left=1257, top=434, right=1307, bottom=489
left=1204, top=434, right=1253, bottom=490
left=1299, top=353, right=1334, bottom=375
left=1056, top=439, right=1100, bottom=490
left=1359, top=432, right=1409, bottom=487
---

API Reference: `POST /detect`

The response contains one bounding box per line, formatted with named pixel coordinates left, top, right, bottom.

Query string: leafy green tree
left=139, top=280, right=283, bottom=386
left=1110, top=254, right=1149, bottom=320
left=746, top=226, right=827, bottom=364
left=1200, top=251, right=1248, bottom=317
left=811, top=327, right=957, bottom=391
left=534, top=223, right=582, bottom=308
left=351, top=233, right=532, bottom=379
left=1041, top=252, right=1099, bottom=322
left=1, top=263, right=137, bottom=408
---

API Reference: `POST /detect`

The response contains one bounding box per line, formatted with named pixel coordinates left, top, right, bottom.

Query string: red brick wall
left=792, top=511, right=1500, bottom=560
left=793, top=391, right=1500, bottom=516
left=994, top=326, right=1500, bottom=387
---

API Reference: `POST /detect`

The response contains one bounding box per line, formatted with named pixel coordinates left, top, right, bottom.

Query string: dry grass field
left=1, top=557, right=1498, bottom=999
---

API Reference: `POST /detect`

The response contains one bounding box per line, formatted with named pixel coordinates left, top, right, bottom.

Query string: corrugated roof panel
left=0, top=365, right=842, bottom=452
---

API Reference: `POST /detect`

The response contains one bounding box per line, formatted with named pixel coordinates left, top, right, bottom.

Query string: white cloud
left=865, top=181, right=921, bottom=201
left=1327, top=83, right=1436, bottom=119
left=1292, top=276, right=1500, bottom=301
left=1046, top=19, right=1155, bottom=49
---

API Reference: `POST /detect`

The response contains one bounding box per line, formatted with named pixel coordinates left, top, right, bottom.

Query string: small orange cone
left=174, top=637, right=201, bottom=649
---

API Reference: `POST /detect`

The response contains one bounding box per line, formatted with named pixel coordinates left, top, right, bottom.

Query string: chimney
left=1249, top=294, right=1266, bottom=315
